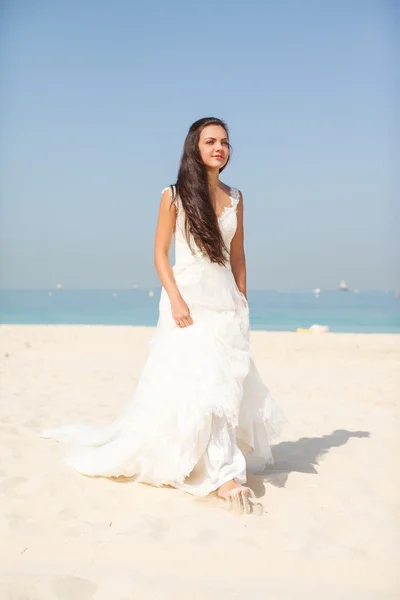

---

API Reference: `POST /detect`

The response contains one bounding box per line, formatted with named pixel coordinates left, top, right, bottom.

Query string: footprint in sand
left=52, top=576, right=97, bottom=600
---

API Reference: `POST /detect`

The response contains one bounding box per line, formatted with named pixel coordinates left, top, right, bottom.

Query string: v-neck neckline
left=215, top=188, right=234, bottom=220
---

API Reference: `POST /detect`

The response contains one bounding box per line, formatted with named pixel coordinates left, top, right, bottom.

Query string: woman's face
left=198, top=125, right=229, bottom=170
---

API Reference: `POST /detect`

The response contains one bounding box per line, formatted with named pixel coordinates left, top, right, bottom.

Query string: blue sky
left=0, top=0, right=398, bottom=290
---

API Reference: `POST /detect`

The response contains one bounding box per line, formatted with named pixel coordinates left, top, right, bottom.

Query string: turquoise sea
left=1, top=289, right=399, bottom=333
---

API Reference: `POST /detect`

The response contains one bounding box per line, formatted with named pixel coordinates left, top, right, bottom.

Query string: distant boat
left=56, top=283, right=63, bottom=290
left=131, top=284, right=139, bottom=290
left=339, top=279, right=348, bottom=291
left=313, top=288, right=321, bottom=298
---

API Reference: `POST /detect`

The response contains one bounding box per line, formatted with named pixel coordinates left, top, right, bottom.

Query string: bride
left=41, top=117, right=285, bottom=512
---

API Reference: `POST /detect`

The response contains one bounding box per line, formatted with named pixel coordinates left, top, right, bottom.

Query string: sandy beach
left=0, top=325, right=399, bottom=599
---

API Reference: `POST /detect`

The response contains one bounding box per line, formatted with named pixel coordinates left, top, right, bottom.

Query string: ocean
left=1, top=289, right=399, bottom=333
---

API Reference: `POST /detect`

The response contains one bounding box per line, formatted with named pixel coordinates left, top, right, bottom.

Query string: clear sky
left=0, top=0, right=398, bottom=291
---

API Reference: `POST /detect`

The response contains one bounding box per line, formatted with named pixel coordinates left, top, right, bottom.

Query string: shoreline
left=1, top=323, right=399, bottom=335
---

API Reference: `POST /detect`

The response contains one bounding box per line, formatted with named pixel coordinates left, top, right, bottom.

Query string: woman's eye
left=222, top=141, right=229, bottom=146
left=206, top=141, right=213, bottom=144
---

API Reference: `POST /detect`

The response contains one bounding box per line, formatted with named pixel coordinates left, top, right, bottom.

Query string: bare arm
left=230, top=190, right=247, bottom=298
left=154, top=188, right=193, bottom=327
left=154, top=188, right=181, bottom=300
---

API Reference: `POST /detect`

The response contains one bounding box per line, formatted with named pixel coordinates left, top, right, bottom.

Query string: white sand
left=0, top=325, right=399, bottom=600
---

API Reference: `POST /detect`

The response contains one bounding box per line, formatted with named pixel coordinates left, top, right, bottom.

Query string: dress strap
left=162, top=185, right=181, bottom=211
left=230, top=187, right=241, bottom=209
left=162, top=185, right=175, bottom=197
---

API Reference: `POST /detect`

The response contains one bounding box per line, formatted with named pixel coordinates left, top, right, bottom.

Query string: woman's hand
left=170, top=294, right=193, bottom=328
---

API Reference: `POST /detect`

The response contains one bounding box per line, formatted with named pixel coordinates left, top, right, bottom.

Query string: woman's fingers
left=175, top=315, right=193, bottom=328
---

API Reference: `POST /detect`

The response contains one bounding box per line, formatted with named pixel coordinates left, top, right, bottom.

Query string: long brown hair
left=172, top=117, right=231, bottom=266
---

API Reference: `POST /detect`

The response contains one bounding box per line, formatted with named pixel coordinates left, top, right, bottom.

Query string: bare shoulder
left=161, top=185, right=175, bottom=195
left=234, top=188, right=243, bottom=206
left=220, top=181, right=243, bottom=202
left=231, top=185, right=244, bottom=207
left=160, top=186, right=177, bottom=211
left=161, top=185, right=175, bottom=199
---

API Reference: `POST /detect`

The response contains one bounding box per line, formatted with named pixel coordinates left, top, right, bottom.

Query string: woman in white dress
left=42, top=117, right=285, bottom=512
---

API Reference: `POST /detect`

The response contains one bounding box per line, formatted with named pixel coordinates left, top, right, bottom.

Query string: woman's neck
left=207, top=169, right=220, bottom=195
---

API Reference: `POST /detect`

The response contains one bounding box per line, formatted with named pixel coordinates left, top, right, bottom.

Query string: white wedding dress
left=41, top=187, right=285, bottom=496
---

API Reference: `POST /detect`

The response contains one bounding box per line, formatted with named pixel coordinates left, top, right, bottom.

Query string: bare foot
left=217, top=480, right=263, bottom=516
left=217, top=480, right=255, bottom=514
left=217, top=479, right=251, bottom=499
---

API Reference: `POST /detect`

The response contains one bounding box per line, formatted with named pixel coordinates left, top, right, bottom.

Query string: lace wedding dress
left=41, top=187, right=285, bottom=496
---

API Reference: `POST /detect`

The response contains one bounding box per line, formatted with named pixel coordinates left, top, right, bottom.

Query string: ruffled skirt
left=41, top=261, right=285, bottom=496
